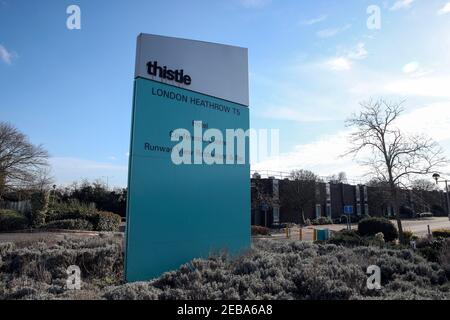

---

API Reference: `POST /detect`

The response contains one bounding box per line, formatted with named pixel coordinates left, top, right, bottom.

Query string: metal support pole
left=445, top=180, right=450, bottom=220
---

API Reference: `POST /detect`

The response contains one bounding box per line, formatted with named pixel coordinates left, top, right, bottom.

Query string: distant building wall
left=251, top=178, right=449, bottom=227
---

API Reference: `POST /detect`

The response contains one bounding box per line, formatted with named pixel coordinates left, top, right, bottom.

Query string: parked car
left=418, top=212, right=433, bottom=218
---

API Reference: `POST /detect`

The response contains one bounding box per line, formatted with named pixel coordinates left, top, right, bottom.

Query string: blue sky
left=1, top=0, right=450, bottom=187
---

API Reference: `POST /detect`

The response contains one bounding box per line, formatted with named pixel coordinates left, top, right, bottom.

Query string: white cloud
left=108, top=156, right=117, bottom=161
left=384, top=76, right=450, bottom=98
left=261, top=106, right=333, bottom=122
left=302, top=14, right=328, bottom=26
left=239, top=0, right=271, bottom=8
left=326, top=57, right=352, bottom=71
left=390, top=0, right=414, bottom=11
left=324, top=42, right=367, bottom=71
left=316, top=24, right=351, bottom=38
left=438, top=2, right=450, bottom=15
left=252, top=101, right=450, bottom=181
left=346, top=42, right=368, bottom=60
left=401, top=62, right=433, bottom=78
left=0, top=44, right=15, bottom=65
left=402, top=62, right=419, bottom=74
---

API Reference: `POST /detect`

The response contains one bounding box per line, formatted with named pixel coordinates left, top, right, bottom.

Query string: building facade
left=251, top=177, right=448, bottom=227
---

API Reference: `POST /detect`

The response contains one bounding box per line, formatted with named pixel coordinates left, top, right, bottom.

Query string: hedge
left=43, top=219, right=94, bottom=231
left=0, top=210, right=29, bottom=232
left=95, top=211, right=121, bottom=232
left=433, top=229, right=450, bottom=239
left=311, top=216, right=333, bottom=225
left=358, top=217, right=398, bottom=242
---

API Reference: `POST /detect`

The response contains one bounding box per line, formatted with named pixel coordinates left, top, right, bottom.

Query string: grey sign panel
left=135, top=33, right=249, bottom=106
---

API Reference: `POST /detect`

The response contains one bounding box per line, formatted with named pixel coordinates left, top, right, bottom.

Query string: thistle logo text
left=146, top=61, right=192, bottom=85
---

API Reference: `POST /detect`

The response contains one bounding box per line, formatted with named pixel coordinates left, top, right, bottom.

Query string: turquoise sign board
left=125, top=34, right=250, bottom=282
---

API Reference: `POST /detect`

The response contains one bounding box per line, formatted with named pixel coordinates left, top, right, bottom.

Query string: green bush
left=47, top=199, right=97, bottom=222
left=30, top=191, right=49, bottom=227
left=358, top=217, right=398, bottom=242
left=42, top=219, right=94, bottom=231
left=311, top=216, right=333, bottom=225
left=0, top=210, right=29, bottom=232
left=433, top=229, right=450, bottom=239
left=328, top=230, right=365, bottom=247
left=94, top=211, right=121, bottom=232
left=251, top=225, right=270, bottom=236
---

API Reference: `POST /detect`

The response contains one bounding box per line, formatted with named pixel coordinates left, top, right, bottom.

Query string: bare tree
left=345, top=99, right=447, bottom=242
left=31, top=167, right=55, bottom=192
left=329, top=171, right=348, bottom=184
left=0, top=122, right=49, bottom=197
left=280, top=169, right=321, bottom=224
left=411, top=179, right=439, bottom=192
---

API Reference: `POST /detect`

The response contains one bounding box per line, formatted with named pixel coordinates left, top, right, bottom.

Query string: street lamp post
left=432, top=173, right=450, bottom=221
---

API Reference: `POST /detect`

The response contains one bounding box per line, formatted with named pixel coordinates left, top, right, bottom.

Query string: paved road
left=264, top=217, right=450, bottom=241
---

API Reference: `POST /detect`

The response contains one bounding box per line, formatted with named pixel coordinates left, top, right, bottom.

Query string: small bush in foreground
left=1, top=238, right=449, bottom=300
left=358, top=217, right=398, bottom=242
left=0, top=210, right=29, bottom=232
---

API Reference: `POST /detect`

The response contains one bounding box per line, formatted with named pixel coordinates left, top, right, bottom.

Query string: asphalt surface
left=264, top=217, right=450, bottom=241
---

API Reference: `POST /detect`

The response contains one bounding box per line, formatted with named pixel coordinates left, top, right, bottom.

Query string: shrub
left=94, top=211, right=121, bottom=232
left=1, top=238, right=450, bottom=300
left=30, top=191, right=49, bottom=227
left=358, top=217, right=398, bottom=242
left=0, top=210, right=29, bottom=232
left=439, top=240, right=450, bottom=278
left=328, top=230, right=365, bottom=247
left=433, top=229, right=450, bottom=239
left=311, top=216, right=333, bottom=225
left=42, top=219, right=94, bottom=231
left=47, top=199, right=97, bottom=222
left=416, top=238, right=446, bottom=263
left=402, top=231, right=417, bottom=242
left=251, top=225, right=270, bottom=236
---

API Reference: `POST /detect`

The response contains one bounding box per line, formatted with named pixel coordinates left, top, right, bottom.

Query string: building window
left=356, top=185, right=361, bottom=202
left=315, top=204, right=322, bottom=218
left=364, top=204, right=369, bottom=216
left=272, top=179, right=279, bottom=200
left=273, top=206, right=280, bottom=224
left=326, top=183, right=331, bottom=201
left=357, top=204, right=362, bottom=216
left=326, top=203, right=331, bottom=218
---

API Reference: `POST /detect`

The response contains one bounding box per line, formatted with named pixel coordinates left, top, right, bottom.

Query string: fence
left=0, top=200, right=31, bottom=214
